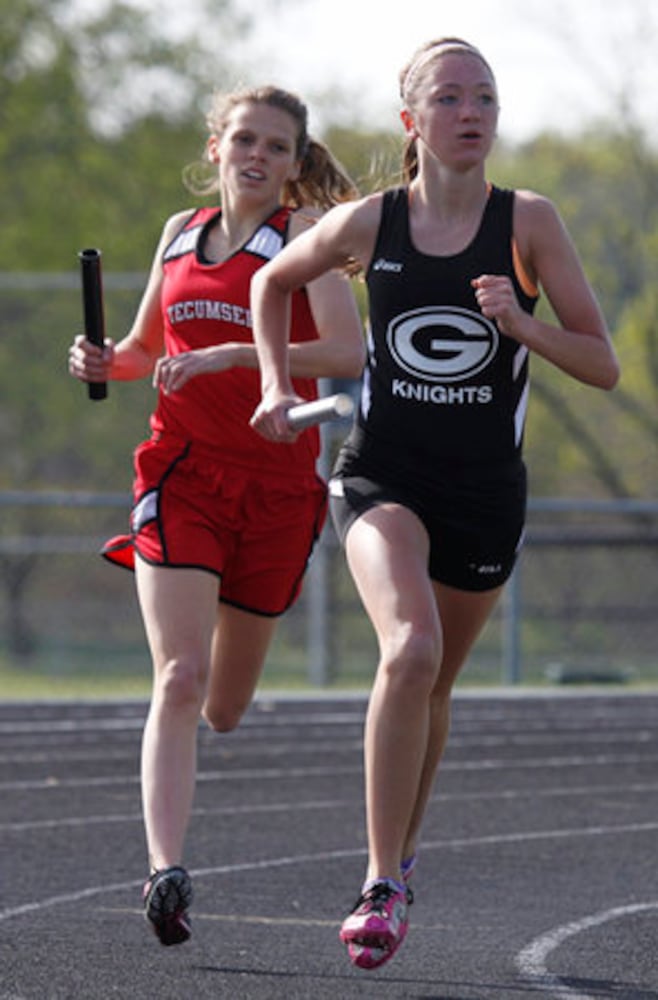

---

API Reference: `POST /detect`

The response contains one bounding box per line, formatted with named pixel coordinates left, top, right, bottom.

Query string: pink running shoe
left=340, top=878, right=411, bottom=969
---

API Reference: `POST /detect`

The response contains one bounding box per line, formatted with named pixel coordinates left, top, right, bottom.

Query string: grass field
left=0, top=649, right=366, bottom=701
left=1, top=654, right=653, bottom=702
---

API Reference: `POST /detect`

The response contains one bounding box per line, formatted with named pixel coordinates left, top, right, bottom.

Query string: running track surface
left=1, top=690, right=657, bottom=1000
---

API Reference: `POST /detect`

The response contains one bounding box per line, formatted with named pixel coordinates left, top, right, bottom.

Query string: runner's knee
left=153, top=656, right=206, bottom=712
left=202, top=697, right=249, bottom=733
left=380, top=628, right=442, bottom=692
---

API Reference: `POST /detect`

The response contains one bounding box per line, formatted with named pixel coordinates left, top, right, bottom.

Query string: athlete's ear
left=206, top=135, right=221, bottom=164
left=400, top=108, right=417, bottom=137
left=287, top=159, right=301, bottom=183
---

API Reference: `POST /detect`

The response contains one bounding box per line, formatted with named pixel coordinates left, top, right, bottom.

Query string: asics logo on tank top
left=387, top=307, right=498, bottom=383
left=372, top=257, right=404, bottom=273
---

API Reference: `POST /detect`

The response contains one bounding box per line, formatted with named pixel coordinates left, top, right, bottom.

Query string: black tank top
left=341, top=185, right=537, bottom=483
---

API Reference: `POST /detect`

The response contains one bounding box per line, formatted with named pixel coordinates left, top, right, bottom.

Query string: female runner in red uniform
left=249, top=40, right=620, bottom=969
left=68, top=85, right=365, bottom=946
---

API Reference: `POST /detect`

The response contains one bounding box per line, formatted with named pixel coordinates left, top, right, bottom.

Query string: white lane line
left=0, top=718, right=145, bottom=734
left=2, top=822, right=658, bottom=924
left=0, top=798, right=353, bottom=833
left=1, top=727, right=655, bottom=765
left=0, top=764, right=363, bottom=791
left=104, top=906, right=343, bottom=929
left=417, top=820, right=658, bottom=857
left=516, top=901, right=658, bottom=1000
left=3, top=780, right=658, bottom=833
left=0, top=848, right=364, bottom=924
left=4, top=749, right=658, bottom=793
left=0, top=711, right=364, bottom=735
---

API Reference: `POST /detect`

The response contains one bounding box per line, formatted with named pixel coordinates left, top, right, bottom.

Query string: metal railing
left=0, top=490, right=656, bottom=687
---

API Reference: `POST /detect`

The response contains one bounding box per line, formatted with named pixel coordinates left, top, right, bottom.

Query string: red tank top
left=151, top=205, right=320, bottom=475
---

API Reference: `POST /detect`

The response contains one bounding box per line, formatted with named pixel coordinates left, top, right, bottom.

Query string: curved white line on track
left=3, top=779, right=658, bottom=833
left=516, top=901, right=658, bottom=1000
left=4, top=749, right=658, bottom=793
left=0, top=848, right=362, bottom=924
left=3, top=821, right=658, bottom=925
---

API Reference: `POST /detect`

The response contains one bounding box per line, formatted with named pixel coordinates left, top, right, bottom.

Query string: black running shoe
left=143, top=866, right=193, bottom=946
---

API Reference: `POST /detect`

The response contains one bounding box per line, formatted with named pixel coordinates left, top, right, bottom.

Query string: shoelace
left=353, top=881, right=406, bottom=914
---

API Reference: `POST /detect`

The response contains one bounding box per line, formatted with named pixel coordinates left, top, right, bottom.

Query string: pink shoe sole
left=340, top=879, right=410, bottom=969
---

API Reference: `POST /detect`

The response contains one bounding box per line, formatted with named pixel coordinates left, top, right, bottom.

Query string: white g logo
left=387, top=307, right=498, bottom=383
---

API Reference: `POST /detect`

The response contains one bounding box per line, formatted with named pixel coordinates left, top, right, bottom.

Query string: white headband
left=400, top=41, right=489, bottom=103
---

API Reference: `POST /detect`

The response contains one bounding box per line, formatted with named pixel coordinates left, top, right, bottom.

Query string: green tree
left=488, top=129, right=658, bottom=498
left=1, top=0, right=656, bottom=503
left=0, top=0, right=252, bottom=270
left=0, top=0, right=256, bottom=498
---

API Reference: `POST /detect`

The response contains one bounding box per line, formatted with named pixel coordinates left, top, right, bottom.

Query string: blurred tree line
left=1, top=0, right=656, bottom=501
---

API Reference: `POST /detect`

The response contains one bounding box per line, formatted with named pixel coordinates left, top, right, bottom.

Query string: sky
left=77, top=0, right=657, bottom=146
left=220, top=0, right=656, bottom=145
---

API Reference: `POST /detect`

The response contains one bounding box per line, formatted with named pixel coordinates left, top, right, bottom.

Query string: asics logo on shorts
left=470, top=561, right=503, bottom=576
left=387, top=306, right=498, bottom=383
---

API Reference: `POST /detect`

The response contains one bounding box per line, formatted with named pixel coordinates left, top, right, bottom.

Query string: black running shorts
left=329, top=461, right=526, bottom=593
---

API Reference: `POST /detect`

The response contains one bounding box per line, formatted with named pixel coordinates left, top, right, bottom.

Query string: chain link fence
left=0, top=272, right=656, bottom=692
left=0, top=488, right=656, bottom=692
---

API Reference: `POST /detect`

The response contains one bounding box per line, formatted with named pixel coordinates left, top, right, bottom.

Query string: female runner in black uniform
left=250, top=38, right=620, bottom=969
